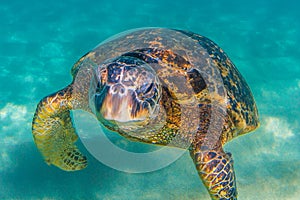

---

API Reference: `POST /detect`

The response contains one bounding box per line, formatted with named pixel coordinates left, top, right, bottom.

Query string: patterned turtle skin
left=32, top=28, right=259, bottom=200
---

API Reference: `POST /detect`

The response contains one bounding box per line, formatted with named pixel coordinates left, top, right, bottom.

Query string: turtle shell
left=71, top=28, right=259, bottom=144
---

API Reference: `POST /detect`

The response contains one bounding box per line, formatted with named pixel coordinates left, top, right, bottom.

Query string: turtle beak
left=95, top=85, right=150, bottom=123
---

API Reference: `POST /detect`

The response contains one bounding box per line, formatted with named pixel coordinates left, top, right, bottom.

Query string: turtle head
left=91, top=56, right=161, bottom=130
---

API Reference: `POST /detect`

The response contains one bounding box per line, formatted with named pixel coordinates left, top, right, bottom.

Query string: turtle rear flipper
left=32, top=86, right=87, bottom=171
left=190, top=144, right=237, bottom=199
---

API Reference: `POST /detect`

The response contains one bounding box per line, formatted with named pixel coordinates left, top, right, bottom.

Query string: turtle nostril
left=120, top=88, right=125, bottom=94
left=110, top=84, right=126, bottom=95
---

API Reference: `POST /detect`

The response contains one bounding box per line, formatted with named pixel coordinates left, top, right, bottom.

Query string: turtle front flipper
left=32, top=86, right=87, bottom=171
left=190, top=145, right=237, bottom=200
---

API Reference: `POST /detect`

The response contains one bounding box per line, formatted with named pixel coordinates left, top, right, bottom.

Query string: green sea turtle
left=32, top=28, right=259, bottom=199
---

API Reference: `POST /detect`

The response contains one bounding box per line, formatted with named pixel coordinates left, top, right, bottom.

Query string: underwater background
left=1, top=0, right=300, bottom=199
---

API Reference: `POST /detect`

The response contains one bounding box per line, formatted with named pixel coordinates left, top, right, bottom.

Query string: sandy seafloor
left=1, top=0, right=300, bottom=199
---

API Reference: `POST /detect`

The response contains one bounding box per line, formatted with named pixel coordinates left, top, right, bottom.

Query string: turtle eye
left=143, top=83, right=154, bottom=94
left=142, top=83, right=159, bottom=102
left=140, top=82, right=155, bottom=98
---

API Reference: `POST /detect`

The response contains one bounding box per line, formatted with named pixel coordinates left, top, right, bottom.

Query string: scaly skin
left=190, top=144, right=237, bottom=200
left=32, top=86, right=87, bottom=170
left=32, top=60, right=95, bottom=171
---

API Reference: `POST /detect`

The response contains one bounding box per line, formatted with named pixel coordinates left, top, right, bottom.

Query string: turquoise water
left=1, top=0, right=300, bottom=199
